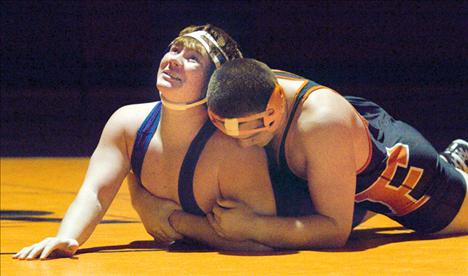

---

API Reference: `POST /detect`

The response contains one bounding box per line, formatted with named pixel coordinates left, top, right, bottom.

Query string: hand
left=207, top=198, right=258, bottom=242
left=144, top=197, right=183, bottom=243
left=127, top=174, right=183, bottom=243
left=13, top=237, right=79, bottom=260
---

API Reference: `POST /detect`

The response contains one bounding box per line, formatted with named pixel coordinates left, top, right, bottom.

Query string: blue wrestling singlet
left=130, top=101, right=217, bottom=216
left=270, top=70, right=466, bottom=233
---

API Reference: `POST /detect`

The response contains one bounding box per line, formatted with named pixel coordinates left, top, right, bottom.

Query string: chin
left=156, top=80, right=174, bottom=92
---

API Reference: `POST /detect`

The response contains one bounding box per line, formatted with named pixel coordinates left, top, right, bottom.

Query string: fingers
left=13, top=245, right=35, bottom=260
left=156, top=221, right=183, bottom=242
left=216, top=198, right=239, bottom=209
left=39, top=239, right=78, bottom=260
left=165, top=200, right=183, bottom=211
left=39, top=242, right=60, bottom=260
left=161, top=226, right=183, bottom=241
left=13, top=239, right=51, bottom=260
left=14, top=238, right=49, bottom=260
left=211, top=204, right=224, bottom=219
left=148, top=228, right=169, bottom=243
left=13, top=238, right=79, bottom=261
left=207, top=213, right=226, bottom=239
left=26, top=244, right=45, bottom=260
left=150, top=228, right=174, bottom=244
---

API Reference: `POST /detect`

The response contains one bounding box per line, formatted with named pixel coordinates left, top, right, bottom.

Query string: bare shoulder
left=96, top=102, right=159, bottom=151
left=105, top=102, right=158, bottom=132
left=111, top=102, right=157, bottom=122
left=297, top=88, right=355, bottom=133
left=294, top=88, right=358, bottom=169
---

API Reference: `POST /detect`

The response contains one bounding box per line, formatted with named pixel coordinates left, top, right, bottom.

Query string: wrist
left=168, top=210, right=183, bottom=230
left=248, top=213, right=264, bottom=241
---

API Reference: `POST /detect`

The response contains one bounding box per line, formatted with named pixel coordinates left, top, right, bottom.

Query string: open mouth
left=163, top=71, right=181, bottom=81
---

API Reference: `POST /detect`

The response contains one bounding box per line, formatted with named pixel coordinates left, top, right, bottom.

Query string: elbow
left=305, top=226, right=350, bottom=249
left=130, top=195, right=139, bottom=209
left=322, top=227, right=351, bottom=249
left=307, top=232, right=348, bottom=249
left=326, top=234, right=349, bottom=248
left=322, top=217, right=352, bottom=248
left=290, top=231, right=349, bottom=250
left=130, top=194, right=146, bottom=214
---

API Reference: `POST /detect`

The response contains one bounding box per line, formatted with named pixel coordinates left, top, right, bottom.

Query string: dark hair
left=207, top=58, right=277, bottom=118
left=173, top=24, right=243, bottom=96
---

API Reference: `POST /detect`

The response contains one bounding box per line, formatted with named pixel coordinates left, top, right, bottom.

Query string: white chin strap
left=160, top=94, right=207, bottom=111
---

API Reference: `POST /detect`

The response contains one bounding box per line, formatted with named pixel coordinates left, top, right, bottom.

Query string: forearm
left=169, top=211, right=272, bottom=252
left=250, top=214, right=350, bottom=249
left=56, top=189, right=109, bottom=245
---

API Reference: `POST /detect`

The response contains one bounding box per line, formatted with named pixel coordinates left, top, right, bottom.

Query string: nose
left=167, top=53, right=183, bottom=68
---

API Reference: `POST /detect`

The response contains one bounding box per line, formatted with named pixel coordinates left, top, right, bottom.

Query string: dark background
left=1, top=0, right=466, bottom=156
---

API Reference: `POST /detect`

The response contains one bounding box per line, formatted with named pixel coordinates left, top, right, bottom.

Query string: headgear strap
left=208, top=83, right=286, bottom=136
left=160, top=94, right=208, bottom=111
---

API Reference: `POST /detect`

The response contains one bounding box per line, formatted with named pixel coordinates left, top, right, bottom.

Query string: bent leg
left=435, top=169, right=468, bottom=235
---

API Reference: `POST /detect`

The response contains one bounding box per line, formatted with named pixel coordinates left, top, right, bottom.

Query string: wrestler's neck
left=158, top=94, right=208, bottom=143
left=269, top=80, right=299, bottom=150
left=269, top=108, right=290, bottom=152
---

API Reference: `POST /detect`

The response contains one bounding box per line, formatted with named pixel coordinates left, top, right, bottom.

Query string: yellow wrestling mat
left=1, top=158, right=467, bottom=275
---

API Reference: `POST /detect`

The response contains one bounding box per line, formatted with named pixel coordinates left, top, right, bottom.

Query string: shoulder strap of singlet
left=130, top=102, right=162, bottom=181
left=278, top=80, right=320, bottom=171
left=265, top=71, right=321, bottom=216
left=266, top=145, right=288, bottom=215
left=178, top=120, right=217, bottom=216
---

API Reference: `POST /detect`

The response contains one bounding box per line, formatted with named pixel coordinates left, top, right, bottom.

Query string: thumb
left=39, top=239, right=78, bottom=260
left=216, top=198, right=239, bottom=209
left=66, top=239, right=79, bottom=252
left=165, top=199, right=182, bottom=210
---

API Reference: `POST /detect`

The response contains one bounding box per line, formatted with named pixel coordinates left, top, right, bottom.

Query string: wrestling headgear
left=161, top=30, right=240, bottom=111
left=208, top=83, right=286, bottom=136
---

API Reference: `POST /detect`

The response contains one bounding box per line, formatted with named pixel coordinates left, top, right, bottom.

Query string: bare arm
left=127, top=172, right=183, bottom=243
left=130, top=182, right=271, bottom=251
left=14, top=107, right=132, bottom=259
left=169, top=211, right=272, bottom=251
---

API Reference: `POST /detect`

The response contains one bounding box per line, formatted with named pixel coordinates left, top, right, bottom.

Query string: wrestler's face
left=235, top=119, right=275, bottom=148
left=157, top=42, right=212, bottom=103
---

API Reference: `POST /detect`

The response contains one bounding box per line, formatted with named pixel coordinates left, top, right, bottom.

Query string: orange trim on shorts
left=355, top=115, right=372, bottom=174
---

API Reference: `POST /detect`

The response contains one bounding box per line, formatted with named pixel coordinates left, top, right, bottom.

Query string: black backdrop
left=1, top=1, right=466, bottom=156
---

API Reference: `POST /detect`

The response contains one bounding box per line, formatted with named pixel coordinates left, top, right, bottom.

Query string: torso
left=124, top=102, right=220, bottom=213
left=125, top=102, right=275, bottom=215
